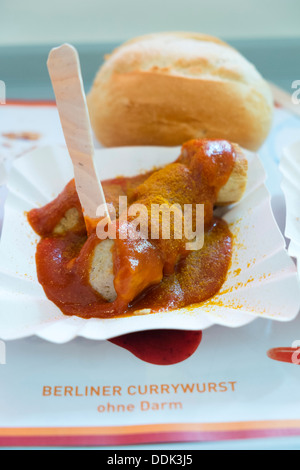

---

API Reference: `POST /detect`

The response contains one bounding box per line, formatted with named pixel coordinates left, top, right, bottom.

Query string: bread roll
left=87, top=32, right=273, bottom=151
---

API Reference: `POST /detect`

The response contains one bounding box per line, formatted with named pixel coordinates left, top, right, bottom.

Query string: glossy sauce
left=110, top=330, right=203, bottom=365
left=28, top=140, right=234, bottom=320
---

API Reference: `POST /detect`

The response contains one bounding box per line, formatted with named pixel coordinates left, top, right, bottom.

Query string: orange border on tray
left=1, top=420, right=300, bottom=447
left=1, top=420, right=300, bottom=437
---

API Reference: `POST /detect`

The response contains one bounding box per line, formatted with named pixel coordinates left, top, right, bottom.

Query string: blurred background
left=0, top=0, right=300, bottom=45
left=0, top=0, right=299, bottom=100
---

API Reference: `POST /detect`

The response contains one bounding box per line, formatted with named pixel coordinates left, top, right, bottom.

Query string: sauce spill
left=109, top=330, right=203, bottom=365
left=2, top=131, right=41, bottom=141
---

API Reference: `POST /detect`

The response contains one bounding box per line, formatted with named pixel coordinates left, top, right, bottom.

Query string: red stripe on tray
left=5, top=100, right=56, bottom=107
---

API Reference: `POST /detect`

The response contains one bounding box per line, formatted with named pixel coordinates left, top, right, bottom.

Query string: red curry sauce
left=28, top=140, right=234, bottom=320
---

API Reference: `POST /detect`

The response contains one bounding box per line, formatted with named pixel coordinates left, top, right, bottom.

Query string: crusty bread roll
left=87, top=32, right=273, bottom=151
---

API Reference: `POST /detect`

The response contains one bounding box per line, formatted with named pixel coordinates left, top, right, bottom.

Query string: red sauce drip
left=267, top=347, right=300, bottom=365
left=109, top=330, right=203, bottom=365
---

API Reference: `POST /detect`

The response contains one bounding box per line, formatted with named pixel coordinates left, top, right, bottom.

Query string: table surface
left=1, top=38, right=300, bottom=451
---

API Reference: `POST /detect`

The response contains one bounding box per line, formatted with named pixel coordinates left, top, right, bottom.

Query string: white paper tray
left=0, top=145, right=299, bottom=343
